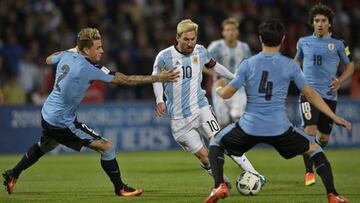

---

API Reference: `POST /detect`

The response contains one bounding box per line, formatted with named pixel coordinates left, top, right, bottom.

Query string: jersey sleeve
left=80, top=64, right=114, bottom=83
left=338, top=40, right=352, bottom=64
left=295, top=39, right=304, bottom=61
left=229, top=60, right=247, bottom=89
left=153, top=53, right=166, bottom=74
left=291, top=61, right=308, bottom=89
left=51, top=51, right=64, bottom=64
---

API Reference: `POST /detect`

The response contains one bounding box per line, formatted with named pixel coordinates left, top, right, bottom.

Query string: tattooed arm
left=110, top=69, right=179, bottom=86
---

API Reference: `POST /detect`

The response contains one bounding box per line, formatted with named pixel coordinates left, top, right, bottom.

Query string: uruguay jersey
left=208, top=39, right=251, bottom=75
left=295, top=34, right=352, bottom=100
left=153, top=45, right=214, bottom=119
left=41, top=51, right=114, bottom=128
left=230, top=52, right=308, bottom=136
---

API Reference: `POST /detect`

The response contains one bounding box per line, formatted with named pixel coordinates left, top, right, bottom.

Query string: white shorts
left=212, top=86, right=246, bottom=125
left=170, top=105, right=220, bottom=153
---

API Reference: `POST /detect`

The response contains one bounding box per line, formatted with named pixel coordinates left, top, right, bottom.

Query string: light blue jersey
left=153, top=45, right=213, bottom=119
left=41, top=51, right=114, bottom=128
left=295, top=34, right=351, bottom=100
left=230, top=52, right=308, bottom=136
left=208, top=39, right=251, bottom=75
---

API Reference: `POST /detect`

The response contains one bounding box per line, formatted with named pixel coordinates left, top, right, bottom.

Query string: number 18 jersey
left=230, top=52, right=308, bottom=136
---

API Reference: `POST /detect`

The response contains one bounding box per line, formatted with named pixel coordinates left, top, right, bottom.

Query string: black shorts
left=41, top=117, right=101, bottom=151
left=217, top=123, right=309, bottom=159
left=299, top=95, right=337, bottom=134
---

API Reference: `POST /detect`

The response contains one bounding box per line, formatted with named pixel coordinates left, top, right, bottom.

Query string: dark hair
left=258, top=19, right=285, bottom=47
left=308, top=3, right=334, bottom=26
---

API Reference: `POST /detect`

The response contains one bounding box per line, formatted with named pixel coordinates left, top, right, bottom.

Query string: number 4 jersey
left=152, top=45, right=215, bottom=119
left=42, top=51, right=114, bottom=128
left=230, top=52, right=308, bottom=136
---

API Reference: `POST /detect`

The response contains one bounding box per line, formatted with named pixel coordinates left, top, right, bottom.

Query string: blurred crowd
left=0, top=0, right=359, bottom=105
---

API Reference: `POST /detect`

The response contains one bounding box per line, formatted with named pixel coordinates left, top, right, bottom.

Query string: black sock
left=209, top=145, right=225, bottom=188
left=12, top=144, right=45, bottom=178
left=311, top=152, right=337, bottom=194
left=101, top=159, right=124, bottom=193
left=303, top=154, right=314, bottom=173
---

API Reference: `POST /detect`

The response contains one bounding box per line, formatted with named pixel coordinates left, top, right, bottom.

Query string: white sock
left=231, top=154, right=259, bottom=174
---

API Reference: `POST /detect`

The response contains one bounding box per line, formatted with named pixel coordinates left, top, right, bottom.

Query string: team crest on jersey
left=192, top=55, right=199, bottom=64
left=328, top=43, right=335, bottom=51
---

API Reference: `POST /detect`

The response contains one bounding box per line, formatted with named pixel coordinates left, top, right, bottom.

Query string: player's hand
left=158, top=68, right=180, bottom=83
left=214, top=79, right=228, bottom=88
left=155, top=102, right=166, bottom=117
left=333, top=116, right=352, bottom=131
left=329, top=77, right=341, bottom=91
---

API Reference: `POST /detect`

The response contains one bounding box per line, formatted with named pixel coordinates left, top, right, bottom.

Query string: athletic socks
left=231, top=154, right=259, bottom=174
left=303, top=154, right=314, bottom=173
left=101, top=159, right=124, bottom=193
left=12, top=144, right=45, bottom=178
left=209, top=145, right=225, bottom=188
left=311, top=152, right=337, bottom=194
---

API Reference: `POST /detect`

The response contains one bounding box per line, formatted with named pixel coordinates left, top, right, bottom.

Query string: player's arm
left=214, top=79, right=237, bottom=99
left=45, top=47, right=78, bottom=65
left=150, top=61, right=167, bottom=117
left=205, top=59, right=234, bottom=80
left=110, top=69, right=179, bottom=86
left=202, top=67, right=217, bottom=77
left=330, top=62, right=354, bottom=91
left=45, top=51, right=61, bottom=65
left=301, top=86, right=351, bottom=131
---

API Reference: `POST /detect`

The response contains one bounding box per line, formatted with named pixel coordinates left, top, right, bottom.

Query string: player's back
left=42, top=51, right=95, bottom=127
left=238, top=52, right=306, bottom=136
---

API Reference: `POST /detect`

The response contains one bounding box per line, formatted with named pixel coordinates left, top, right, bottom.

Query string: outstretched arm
left=110, top=69, right=179, bottom=86
left=301, top=86, right=352, bottom=131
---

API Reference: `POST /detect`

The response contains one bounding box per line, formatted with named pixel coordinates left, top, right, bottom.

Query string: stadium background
left=0, top=0, right=359, bottom=153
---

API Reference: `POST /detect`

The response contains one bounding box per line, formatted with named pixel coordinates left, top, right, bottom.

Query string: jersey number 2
left=55, top=65, right=70, bottom=92
left=258, top=71, right=273, bottom=100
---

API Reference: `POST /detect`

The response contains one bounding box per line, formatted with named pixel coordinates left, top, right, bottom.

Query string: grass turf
left=0, top=149, right=359, bottom=203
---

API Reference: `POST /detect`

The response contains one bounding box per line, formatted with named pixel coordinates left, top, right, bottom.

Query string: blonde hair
left=177, top=19, right=198, bottom=35
left=222, top=17, right=239, bottom=29
left=77, top=28, right=101, bottom=52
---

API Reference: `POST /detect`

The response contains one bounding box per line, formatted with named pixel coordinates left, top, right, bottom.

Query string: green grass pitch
left=1, top=149, right=359, bottom=203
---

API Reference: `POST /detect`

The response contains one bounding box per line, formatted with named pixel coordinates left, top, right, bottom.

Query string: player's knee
left=306, top=143, right=323, bottom=157
left=101, top=144, right=116, bottom=160
left=39, top=140, right=59, bottom=153
left=304, top=126, right=317, bottom=136
left=316, top=134, right=329, bottom=148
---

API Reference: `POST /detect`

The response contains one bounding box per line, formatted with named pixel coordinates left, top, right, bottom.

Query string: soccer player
left=152, top=19, right=264, bottom=189
left=204, top=19, right=351, bottom=203
left=2, top=28, right=179, bottom=196
left=295, top=3, right=354, bottom=186
left=205, top=17, right=251, bottom=128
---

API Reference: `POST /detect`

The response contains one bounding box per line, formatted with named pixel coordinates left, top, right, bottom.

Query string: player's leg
left=205, top=123, right=256, bottom=203
left=70, top=121, right=142, bottom=196
left=272, top=127, right=349, bottom=203
left=3, top=118, right=59, bottom=194
left=228, top=90, right=262, bottom=176
left=299, top=96, right=320, bottom=186
left=306, top=143, right=349, bottom=203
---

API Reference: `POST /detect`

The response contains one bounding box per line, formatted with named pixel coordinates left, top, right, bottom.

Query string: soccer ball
left=236, top=171, right=262, bottom=196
